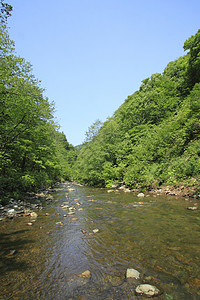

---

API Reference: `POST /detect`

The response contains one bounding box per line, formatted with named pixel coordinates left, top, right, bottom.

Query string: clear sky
left=7, top=0, right=200, bottom=146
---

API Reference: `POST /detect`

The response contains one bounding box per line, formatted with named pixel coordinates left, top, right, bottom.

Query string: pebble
left=126, top=268, right=140, bottom=279
left=8, top=249, right=17, bottom=256
left=27, top=223, right=33, bottom=226
left=69, top=207, right=75, bottom=211
left=135, top=284, right=161, bottom=297
left=92, top=229, right=99, bottom=233
left=137, top=193, right=145, bottom=198
left=30, top=212, right=38, bottom=219
left=77, top=270, right=91, bottom=279
left=56, top=222, right=64, bottom=225
left=187, top=206, right=198, bottom=211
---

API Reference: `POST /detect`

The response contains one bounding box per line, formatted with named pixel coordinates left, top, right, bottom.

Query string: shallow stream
left=0, top=183, right=200, bottom=299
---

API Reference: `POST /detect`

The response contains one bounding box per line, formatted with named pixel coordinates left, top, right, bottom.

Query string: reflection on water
left=0, top=183, right=200, bottom=299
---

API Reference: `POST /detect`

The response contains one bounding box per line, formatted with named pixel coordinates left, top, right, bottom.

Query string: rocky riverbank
left=107, top=182, right=200, bottom=199
left=0, top=189, right=56, bottom=221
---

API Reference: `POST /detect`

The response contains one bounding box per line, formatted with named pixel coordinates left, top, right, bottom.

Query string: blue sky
left=7, top=0, right=200, bottom=146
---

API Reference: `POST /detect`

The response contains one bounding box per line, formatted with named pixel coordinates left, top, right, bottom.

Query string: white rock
left=7, top=209, right=15, bottom=217
left=126, top=268, right=140, bottom=279
left=69, top=207, right=75, bottom=211
left=30, top=212, right=38, bottom=218
left=92, top=229, right=99, bottom=233
left=137, top=193, right=145, bottom=197
left=135, top=284, right=160, bottom=297
left=187, top=206, right=198, bottom=211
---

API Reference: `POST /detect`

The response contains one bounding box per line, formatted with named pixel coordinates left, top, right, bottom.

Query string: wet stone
left=77, top=270, right=91, bottom=279
left=187, top=206, right=198, bottom=211
left=137, top=193, right=145, bottom=198
left=126, top=268, right=140, bottom=279
left=135, top=284, right=161, bottom=297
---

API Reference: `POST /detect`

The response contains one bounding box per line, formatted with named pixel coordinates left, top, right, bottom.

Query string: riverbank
left=106, top=181, right=200, bottom=199
left=1, top=180, right=199, bottom=222
left=0, top=188, right=56, bottom=221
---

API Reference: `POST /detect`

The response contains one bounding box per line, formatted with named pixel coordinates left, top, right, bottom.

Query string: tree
left=184, top=29, right=200, bottom=88
left=0, top=2, right=75, bottom=198
left=84, top=119, right=103, bottom=143
left=74, top=30, right=200, bottom=189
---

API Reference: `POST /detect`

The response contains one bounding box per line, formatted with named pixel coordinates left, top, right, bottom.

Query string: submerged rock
left=8, top=249, right=17, bottom=256
left=135, top=284, right=161, bottom=297
left=126, top=268, right=140, bottom=279
left=56, top=221, right=64, bottom=225
left=77, top=270, right=91, bottom=279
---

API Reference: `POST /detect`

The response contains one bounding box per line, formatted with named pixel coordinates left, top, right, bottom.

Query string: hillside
left=73, top=30, right=200, bottom=194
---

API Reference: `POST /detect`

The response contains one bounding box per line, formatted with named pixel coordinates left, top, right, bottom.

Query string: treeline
left=0, top=1, right=77, bottom=199
left=73, top=30, right=200, bottom=190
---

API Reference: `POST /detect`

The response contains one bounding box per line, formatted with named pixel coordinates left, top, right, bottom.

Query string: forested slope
left=0, top=1, right=77, bottom=200
left=73, top=30, right=200, bottom=190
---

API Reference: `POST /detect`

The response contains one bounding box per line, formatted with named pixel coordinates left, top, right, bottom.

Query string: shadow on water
left=0, top=230, right=34, bottom=273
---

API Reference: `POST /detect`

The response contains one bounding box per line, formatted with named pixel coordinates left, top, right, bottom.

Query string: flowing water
left=0, top=183, right=200, bottom=299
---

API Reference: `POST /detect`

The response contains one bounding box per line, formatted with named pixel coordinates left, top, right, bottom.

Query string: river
left=0, top=183, right=200, bottom=299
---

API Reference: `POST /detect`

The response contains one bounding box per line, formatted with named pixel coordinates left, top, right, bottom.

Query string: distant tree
left=84, top=119, right=103, bottom=143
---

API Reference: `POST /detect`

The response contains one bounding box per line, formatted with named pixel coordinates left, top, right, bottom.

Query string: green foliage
left=184, top=29, right=200, bottom=88
left=84, top=119, right=103, bottom=143
left=0, top=4, right=77, bottom=199
left=73, top=30, right=200, bottom=189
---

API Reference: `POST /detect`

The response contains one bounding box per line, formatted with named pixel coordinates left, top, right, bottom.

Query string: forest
left=72, top=30, right=200, bottom=191
left=1, top=0, right=200, bottom=201
left=0, top=1, right=77, bottom=201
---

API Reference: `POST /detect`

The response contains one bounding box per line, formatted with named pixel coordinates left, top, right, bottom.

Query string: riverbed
left=0, top=183, right=200, bottom=299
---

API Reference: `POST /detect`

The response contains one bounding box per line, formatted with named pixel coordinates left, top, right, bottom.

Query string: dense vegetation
left=0, top=1, right=77, bottom=200
left=73, top=30, right=200, bottom=190
left=1, top=1, right=200, bottom=198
